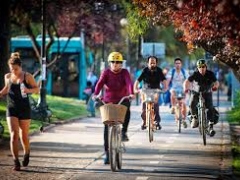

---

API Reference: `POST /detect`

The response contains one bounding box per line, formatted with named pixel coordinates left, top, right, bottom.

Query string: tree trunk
left=0, top=1, right=10, bottom=87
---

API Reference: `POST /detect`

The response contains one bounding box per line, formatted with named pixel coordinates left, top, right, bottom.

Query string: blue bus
left=11, top=36, right=92, bottom=99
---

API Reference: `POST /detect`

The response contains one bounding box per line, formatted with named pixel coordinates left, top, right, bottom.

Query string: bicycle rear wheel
left=109, top=126, right=117, bottom=171
left=116, top=126, right=122, bottom=170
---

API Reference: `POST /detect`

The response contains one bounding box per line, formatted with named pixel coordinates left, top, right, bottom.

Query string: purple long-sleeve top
left=94, top=68, right=133, bottom=103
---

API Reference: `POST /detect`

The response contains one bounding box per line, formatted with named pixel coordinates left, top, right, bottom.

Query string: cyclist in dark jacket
left=133, top=56, right=168, bottom=130
left=183, top=59, right=219, bottom=137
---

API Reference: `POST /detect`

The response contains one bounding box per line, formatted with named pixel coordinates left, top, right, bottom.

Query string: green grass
left=227, top=91, right=240, bottom=176
left=0, top=95, right=88, bottom=138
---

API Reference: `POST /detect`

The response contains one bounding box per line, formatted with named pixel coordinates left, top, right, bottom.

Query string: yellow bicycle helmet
left=107, top=52, right=123, bottom=62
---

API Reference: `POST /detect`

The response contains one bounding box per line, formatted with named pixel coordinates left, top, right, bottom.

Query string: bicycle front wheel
left=176, top=105, right=181, bottom=133
left=109, top=126, right=117, bottom=171
left=116, top=126, right=122, bottom=170
left=147, top=103, right=153, bottom=142
left=200, top=109, right=207, bottom=146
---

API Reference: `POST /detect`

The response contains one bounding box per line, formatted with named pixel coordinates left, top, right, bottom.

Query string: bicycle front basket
left=99, top=104, right=127, bottom=124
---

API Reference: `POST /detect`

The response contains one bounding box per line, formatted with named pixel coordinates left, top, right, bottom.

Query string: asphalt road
left=0, top=94, right=235, bottom=180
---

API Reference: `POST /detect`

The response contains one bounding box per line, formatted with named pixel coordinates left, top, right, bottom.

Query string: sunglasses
left=110, top=61, right=122, bottom=64
left=198, top=65, right=206, bottom=68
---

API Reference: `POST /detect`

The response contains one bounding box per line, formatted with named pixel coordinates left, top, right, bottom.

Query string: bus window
left=51, top=53, right=79, bottom=97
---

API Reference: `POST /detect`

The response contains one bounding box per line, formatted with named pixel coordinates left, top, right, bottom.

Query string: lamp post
left=120, top=18, right=130, bottom=67
left=94, top=2, right=105, bottom=72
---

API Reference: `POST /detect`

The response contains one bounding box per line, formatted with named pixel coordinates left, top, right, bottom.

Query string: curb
left=220, top=116, right=234, bottom=179
left=29, top=115, right=87, bottom=136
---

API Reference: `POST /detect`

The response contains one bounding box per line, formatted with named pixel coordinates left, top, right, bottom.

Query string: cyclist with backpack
left=166, top=57, right=189, bottom=128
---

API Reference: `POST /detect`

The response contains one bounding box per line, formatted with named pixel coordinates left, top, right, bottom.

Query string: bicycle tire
left=110, top=126, right=117, bottom=171
left=178, top=106, right=182, bottom=133
left=116, top=126, right=122, bottom=170
left=147, top=103, right=154, bottom=143
left=200, top=108, right=207, bottom=146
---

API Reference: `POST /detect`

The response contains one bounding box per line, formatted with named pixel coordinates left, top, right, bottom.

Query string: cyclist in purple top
left=92, top=52, right=134, bottom=164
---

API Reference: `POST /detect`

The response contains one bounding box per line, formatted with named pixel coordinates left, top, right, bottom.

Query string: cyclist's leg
left=170, top=89, right=176, bottom=114
left=204, top=93, right=214, bottom=123
left=189, top=93, right=199, bottom=127
left=121, top=100, right=130, bottom=141
left=104, top=124, right=109, bottom=164
left=204, top=93, right=216, bottom=136
left=141, top=93, right=147, bottom=129
left=153, top=93, right=161, bottom=129
left=181, top=100, right=188, bottom=128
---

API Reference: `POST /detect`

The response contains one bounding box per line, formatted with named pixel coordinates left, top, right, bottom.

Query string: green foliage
left=122, top=0, right=149, bottom=40
left=0, top=95, right=87, bottom=138
left=227, top=91, right=240, bottom=123
left=232, top=145, right=240, bottom=170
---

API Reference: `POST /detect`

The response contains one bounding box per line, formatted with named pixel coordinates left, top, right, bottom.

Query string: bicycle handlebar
left=141, top=88, right=164, bottom=94
left=94, top=95, right=132, bottom=105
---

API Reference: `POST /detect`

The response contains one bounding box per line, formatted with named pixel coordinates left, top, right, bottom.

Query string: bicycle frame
left=175, top=91, right=185, bottom=133
left=98, top=95, right=130, bottom=171
left=142, top=88, right=162, bottom=142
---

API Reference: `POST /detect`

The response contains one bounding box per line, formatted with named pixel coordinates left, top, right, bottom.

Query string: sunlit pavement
left=0, top=92, right=235, bottom=180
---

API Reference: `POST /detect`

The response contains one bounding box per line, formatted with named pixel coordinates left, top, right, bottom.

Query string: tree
left=0, top=1, right=10, bottom=88
left=132, top=0, right=240, bottom=80
left=10, top=0, right=125, bottom=67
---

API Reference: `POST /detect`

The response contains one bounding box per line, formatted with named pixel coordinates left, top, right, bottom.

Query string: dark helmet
left=196, top=59, right=207, bottom=67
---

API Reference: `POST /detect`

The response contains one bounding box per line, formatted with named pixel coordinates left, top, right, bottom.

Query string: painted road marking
left=136, top=177, right=149, bottom=180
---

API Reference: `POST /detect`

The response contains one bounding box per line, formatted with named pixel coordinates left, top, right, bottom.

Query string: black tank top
left=7, top=73, right=30, bottom=108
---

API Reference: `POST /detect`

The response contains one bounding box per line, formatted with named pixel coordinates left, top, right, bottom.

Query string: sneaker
left=141, top=124, right=146, bottom=130
left=182, top=120, right=187, bottom=128
left=191, top=116, right=198, bottom=128
left=209, top=125, right=216, bottom=137
left=22, top=153, right=30, bottom=167
left=171, top=107, right=175, bottom=114
left=104, top=154, right=109, bottom=164
left=121, top=133, right=129, bottom=142
left=155, top=122, right=162, bottom=130
left=13, top=159, right=21, bottom=171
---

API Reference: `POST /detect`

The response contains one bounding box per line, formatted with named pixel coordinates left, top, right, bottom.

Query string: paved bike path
left=0, top=93, right=234, bottom=180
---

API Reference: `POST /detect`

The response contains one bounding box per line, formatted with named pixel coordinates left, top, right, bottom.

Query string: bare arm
left=213, top=81, right=219, bottom=89
left=162, top=79, right=168, bottom=92
left=0, top=74, right=11, bottom=98
left=133, top=80, right=140, bottom=93
left=25, top=73, right=39, bottom=94
left=183, top=79, right=191, bottom=91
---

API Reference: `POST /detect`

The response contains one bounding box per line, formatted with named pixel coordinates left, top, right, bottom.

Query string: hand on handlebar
left=92, top=95, right=102, bottom=101
left=184, top=89, right=190, bottom=94
left=134, top=89, right=140, bottom=94
left=212, top=86, right=218, bottom=91
left=129, top=94, right=135, bottom=99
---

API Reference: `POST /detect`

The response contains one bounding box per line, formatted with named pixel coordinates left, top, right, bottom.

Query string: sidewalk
left=0, top=92, right=235, bottom=180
